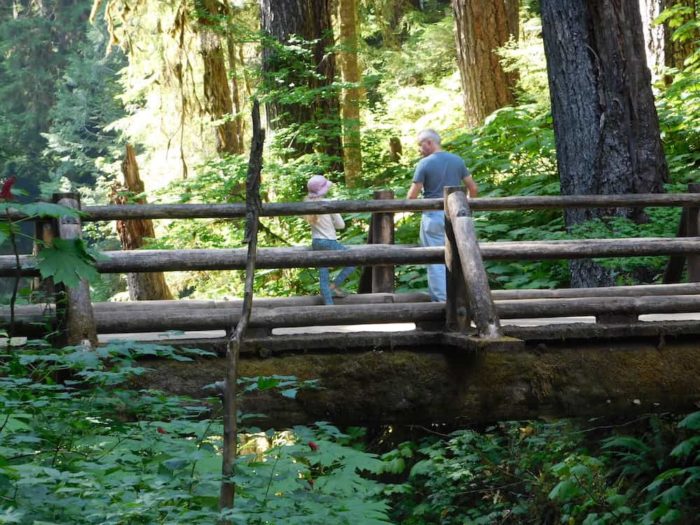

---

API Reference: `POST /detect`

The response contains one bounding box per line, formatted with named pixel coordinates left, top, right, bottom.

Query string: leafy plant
left=0, top=339, right=394, bottom=524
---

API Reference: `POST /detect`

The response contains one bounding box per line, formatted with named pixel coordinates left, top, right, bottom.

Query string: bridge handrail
left=1, top=237, right=700, bottom=276
left=3, top=187, right=699, bottom=345
left=3, top=192, right=699, bottom=222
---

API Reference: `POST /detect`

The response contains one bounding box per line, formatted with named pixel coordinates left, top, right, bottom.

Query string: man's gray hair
left=417, top=129, right=441, bottom=145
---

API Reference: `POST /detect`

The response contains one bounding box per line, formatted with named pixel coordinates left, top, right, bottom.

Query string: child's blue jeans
left=311, top=238, right=356, bottom=305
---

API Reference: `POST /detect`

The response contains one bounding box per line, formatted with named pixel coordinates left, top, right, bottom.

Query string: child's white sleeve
left=332, top=214, right=345, bottom=230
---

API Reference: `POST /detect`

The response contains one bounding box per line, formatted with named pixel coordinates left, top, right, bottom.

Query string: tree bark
left=260, top=0, right=343, bottom=169
left=337, top=0, right=362, bottom=187
left=540, top=0, right=669, bottom=287
left=639, top=0, right=698, bottom=78
left=224, top=2, right=245, bottom=153
left=452, top=0, right=519, bottom=127
left=196, top=0, right=242, bottom=155
left=112, top=144, right=174, bottom=300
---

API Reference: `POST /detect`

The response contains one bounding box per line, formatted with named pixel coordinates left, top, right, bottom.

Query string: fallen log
left=130, top=336, right=700, bottom=427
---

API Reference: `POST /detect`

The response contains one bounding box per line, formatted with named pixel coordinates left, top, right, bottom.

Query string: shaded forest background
left=1, top=0, right=698, bottom=301
left=1, top=1, right=700, bottom=523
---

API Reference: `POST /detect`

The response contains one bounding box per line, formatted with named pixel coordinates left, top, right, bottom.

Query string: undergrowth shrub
left=0, top=339, right=393, bottom=524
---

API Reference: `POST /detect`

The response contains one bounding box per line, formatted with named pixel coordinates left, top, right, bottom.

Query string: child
left=304, top=175, right=356, bottom=305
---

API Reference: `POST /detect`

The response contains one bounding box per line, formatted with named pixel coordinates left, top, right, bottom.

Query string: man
left=407, top=129, right=478, bottom=302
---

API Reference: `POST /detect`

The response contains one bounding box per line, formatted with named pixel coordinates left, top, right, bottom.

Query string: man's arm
left=463, top=176, right=478, bottom=198
left=407, top=182, right=423, bottom=200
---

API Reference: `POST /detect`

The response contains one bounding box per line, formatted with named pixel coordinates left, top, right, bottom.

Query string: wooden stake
left=219, top=101, right=264, bottom=516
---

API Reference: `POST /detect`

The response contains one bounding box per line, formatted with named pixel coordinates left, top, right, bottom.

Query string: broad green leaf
left=678, top=411, right=700, bottom=430
left=14, top=202, right=82, bottom=219
left=548, top=479, right=582, bottom=501
left=670, top=436, right=700, bottom=458
left=0, top=221, right=18, bottom=246
left=36, top=239, right=99, bottom=288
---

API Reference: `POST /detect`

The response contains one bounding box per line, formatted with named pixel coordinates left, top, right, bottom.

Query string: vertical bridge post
left=688, top=183, right=700, bottom=282
left=444, top=186, right=501, bottom=339
left=664, top=182, right=700, bottom=283
left=53, top=192, right=97, bottom=348
left=371, top=190, right=395, bottom=293
left=358, top=190, right=395, bottom=294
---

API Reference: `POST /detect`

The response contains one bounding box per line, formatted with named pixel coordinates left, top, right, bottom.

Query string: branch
left=219, top=100, right=265, bottom=517
left=5, top=210, right=20, bottom=337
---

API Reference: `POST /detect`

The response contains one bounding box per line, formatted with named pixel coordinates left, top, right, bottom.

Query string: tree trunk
left=260, top=0, right=343, bottom=170
left=224, top=2, right=246, bottom=153
left=540, top=0, right=669, bottom=288
left=337, top=0, right=362, bottom=187
left=664, top=0, right=698, bottom=70
left=639, top=0, right=665, bottom=75
left=452, top=0, right=519, bottom=127
left=112, top=145, right=174, bottom=300
left=197, top=0, right=242, bottom=155
left=639, top=0, right=698, bottom=78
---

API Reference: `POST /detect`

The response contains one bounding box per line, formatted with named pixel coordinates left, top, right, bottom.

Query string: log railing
left=2, top=187, right=700, bottom=344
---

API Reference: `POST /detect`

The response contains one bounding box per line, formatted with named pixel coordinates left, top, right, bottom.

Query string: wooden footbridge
left=2, top=185, right=700, bottom=426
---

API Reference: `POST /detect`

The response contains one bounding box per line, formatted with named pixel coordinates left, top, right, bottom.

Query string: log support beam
left=131, top=337, right=700, bottom=427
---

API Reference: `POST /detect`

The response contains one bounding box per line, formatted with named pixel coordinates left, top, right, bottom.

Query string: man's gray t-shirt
left=412, top=151, right=470, bottom=198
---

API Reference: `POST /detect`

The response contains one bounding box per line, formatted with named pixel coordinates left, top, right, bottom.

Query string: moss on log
left=132, top=337, right=700, bottom=428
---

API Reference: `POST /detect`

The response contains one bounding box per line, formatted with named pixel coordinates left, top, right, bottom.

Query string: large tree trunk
left=337, top=0, right=362, bottom=187
left=541, top=0, right=669, bottom=288
left=260, top=0, right=343, bottom=170
left=640, top=0, right=698, bottom=78
left=112, top=145, right=174, bottom=301
left=452, top=0, right=519, bottom=127
left=197, top=0, right=242, bottom=155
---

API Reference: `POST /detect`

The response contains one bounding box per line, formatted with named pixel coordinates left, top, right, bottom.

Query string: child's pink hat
left=307, top=175, right=332, bottom=197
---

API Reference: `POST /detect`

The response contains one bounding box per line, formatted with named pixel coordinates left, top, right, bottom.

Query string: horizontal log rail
left=1, top=237, right=700, bottom=277
left=5, top=283, right=699, bottom=319
left=3, top=193, right=700, bottom=222
left=5, top=294, right=700, bottom=334
left=3, top=188, right=700, bottom=347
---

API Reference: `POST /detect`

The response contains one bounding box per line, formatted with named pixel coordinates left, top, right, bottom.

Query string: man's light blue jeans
left=420, top=211, right=446, bottom=302
left=311, top=238, right=356, bottom=305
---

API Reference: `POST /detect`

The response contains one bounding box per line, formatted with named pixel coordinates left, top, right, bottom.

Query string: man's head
left=417, top=129, right=441, bottom=157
